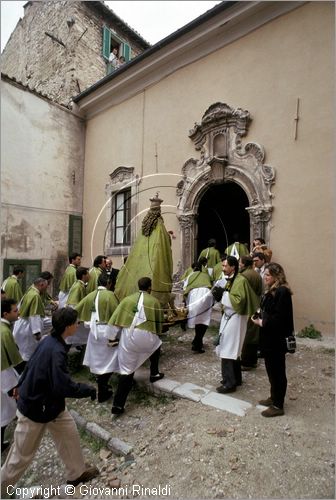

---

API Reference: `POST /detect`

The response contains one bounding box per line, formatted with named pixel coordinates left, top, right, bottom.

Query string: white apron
left=186, top=287, right=213, bottom=328
left=58, top=291, right=69, bottom=309
left=115, top=293, right=162, bottom=375
left=13, top=316, right=43, bottom=361
left=1, top=367, right=19, bottom=426
left=215, top=292, right=248, bottom=360
left=83, top=292, right=119, bottom=374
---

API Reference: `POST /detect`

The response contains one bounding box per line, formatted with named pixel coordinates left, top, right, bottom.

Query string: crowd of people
left=0, top=235, right=295, bottom=490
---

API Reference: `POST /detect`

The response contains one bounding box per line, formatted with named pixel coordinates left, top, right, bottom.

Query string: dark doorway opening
left=197, top=182, right=250, bottom=256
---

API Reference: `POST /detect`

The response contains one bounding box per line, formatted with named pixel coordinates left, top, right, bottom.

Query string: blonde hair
left=266, top=262, right=292, bottom=294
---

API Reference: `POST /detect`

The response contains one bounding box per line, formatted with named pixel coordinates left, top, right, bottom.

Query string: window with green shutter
left=121, top=42, right=131, bottom=62
left=102, top=26, right=111, bottom=60
left=3, top=259, right=42, bottom=293
left=68, top=215, right=82, bottom=255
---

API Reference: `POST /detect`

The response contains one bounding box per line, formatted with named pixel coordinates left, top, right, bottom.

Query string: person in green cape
left=183, top=262, right=213, bottom=353
left=215, top=256, right=260, bottom=394
left=1, top=266, right=24, bottom=303
left=225, top=233, right=249, bottom=260
left=58, top=253, right=82, bottom=308
left=85, top=255, right=107, bottom=294
left=114, top=194, right=173, bottom=307
left=77, top=274, right=120, bottom=403
left=198, top=239, right=221, bottom=279
left=239, top=255, right=263, bottom=370
left=13, top=277, right=48, bottom=361
left=66, top=267, right=90, bottom=347
left=1, top=299, right=25, bottom=453
left=108, top=277, right=164, bottom=415
left=66, top=267, right=90, bottom=307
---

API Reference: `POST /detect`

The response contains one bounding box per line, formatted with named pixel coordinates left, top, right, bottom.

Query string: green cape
left=108, top=291, right=163, bottom=335
left=240, top=267, right=262, bottom=296
left=213, top=262, right=224, bottom=281
left=1, top=320, right=23, bottom=370
left=66, top=281, right=86, bottom=306
left=180, top=267, right=193, bottom=281
left=59, top=264, right=77, bottom=293
left=19, top=286, right=45, bottom=318
left=228, top=274, right=260, bottom=316
left=199, top=247, right=221, bottom=269
left=225, top=242, right=249, bottom=258
left=114, top=218, right=173, bottom=306
left=183, top=271, right=212, bottom=296
left=2, top=276, right=23, bottom=302
left=86, top=267, right=103, bottom=294
left=76, top=289, right=119, bottom=322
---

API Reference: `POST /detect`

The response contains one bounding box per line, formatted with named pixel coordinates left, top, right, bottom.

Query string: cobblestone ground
left=2, top=326, right=335, bottom=500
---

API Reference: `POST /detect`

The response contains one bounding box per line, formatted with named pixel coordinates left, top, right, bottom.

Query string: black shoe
left=220, top=379, right=241, bottom=387
left=111, top=406, right=124, bottom=415
left=241, top=365, right=257, bottom=371
left=67, top=466, right=99, bottom=486
left=1, top=441, right=10, bottom=453
left=98, top=389, right=113, bottom=403
left=150, top=373, right=164, bottom=383
left=216, top=385, right=236, bottom=394
left=192, top=346, right=205, bottom=353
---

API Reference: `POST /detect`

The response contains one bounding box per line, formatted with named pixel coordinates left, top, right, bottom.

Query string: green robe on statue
left=76, top=288, right=119, bottom=322
left=59, top=264, right=77, bottom=293
left=19, top=286, right=45, bottom=318
left=114, top=217, right=173, bottom=306
left=66, top=280, right=86, bottom=306
left=108, top=291, right=163, bottom=335
left=1, top=320, right=23, bottom=370
left=2, top=276, right=23, bottom=303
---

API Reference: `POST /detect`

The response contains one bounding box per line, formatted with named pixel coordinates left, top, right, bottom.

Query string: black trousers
left=221, top=358, right=242, bottom=388
left=96, top=372, right=112, bottom=395
left=264, top=351, right=287, bottom=409
left=113, top=347, right=161, bottom=409
left=192, top=324, right=208, bottom=350
left=241, top=343, right=258, bottom=367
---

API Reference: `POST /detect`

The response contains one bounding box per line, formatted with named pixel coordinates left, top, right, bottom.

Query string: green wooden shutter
left=3, top=259, right=41, bottom=293
left=122, top=42, right=131, bottom=62
left=102, top=26, right=111, bottom=60
left=68, top=215, right=82, bottom=255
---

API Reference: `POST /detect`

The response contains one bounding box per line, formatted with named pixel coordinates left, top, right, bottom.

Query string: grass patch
left=78, top=427, right=105, bottom=453
left=297, top=324, right=323, bottom=340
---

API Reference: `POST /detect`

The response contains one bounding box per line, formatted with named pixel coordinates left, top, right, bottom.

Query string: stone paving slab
left=172, top=382, right=210, bottom=402
left=150, top=377, right=181, bottom=395
left=201, top=391, right=253, bottom=416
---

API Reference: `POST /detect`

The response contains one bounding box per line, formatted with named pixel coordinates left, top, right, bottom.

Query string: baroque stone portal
left=176, top=102, right=275, bottom=270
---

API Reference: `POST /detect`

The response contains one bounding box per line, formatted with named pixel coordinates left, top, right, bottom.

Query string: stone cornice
left=74, top=1, right=305, bottom=119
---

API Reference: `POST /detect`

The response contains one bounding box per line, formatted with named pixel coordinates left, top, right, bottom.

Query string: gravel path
left=2, top=326, right=334, bottom=499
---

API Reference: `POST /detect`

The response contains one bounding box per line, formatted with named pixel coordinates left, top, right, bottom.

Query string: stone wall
left=1, top=1, right=148, bottom=106
left=1, top=76, right=85, bottom=292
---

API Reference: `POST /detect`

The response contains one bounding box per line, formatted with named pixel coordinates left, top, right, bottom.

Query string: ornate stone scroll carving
left=177, top=102, right=276, bottom=268
left=109, top=166, right=134, bottom=185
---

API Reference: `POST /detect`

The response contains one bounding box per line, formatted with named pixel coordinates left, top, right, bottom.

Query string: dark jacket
left=17, top=335, right=93, bottom=423
left=259, top=286, right=294, bottom=353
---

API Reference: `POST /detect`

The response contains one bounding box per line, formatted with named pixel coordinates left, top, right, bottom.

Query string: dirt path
left=3, top=326, right=334, bottom=499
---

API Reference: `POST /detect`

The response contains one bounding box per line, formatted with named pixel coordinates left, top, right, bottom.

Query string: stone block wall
left=1, top=1, right=148, bottom=106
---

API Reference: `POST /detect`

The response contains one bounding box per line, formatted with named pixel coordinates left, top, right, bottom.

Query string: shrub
left=297, top=324, right=322, bottom=340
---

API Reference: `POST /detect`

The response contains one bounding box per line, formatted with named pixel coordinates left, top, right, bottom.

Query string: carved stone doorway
left=176, top=103, right=275, bottom=272
left=197, top=182, right=250, bottom=256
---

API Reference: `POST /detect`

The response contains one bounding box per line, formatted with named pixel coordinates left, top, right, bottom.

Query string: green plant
left=297, top=324, right=322, bottom=340
left=78, top=428, right=105, bottom=453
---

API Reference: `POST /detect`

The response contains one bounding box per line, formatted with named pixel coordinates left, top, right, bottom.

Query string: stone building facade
left=1, top=1, right=150, bottom=106
left=74, top=1, right=334, bottom=335
left=1, top=74, right=85, bottom=294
